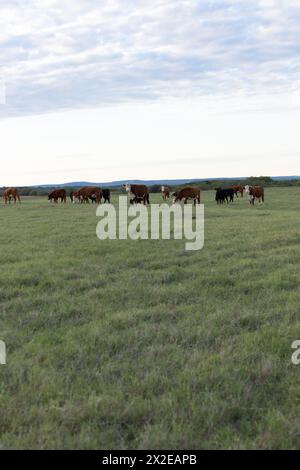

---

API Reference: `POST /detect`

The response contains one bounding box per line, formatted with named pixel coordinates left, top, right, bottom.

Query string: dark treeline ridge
left=0, top=176, right=299, bottom=197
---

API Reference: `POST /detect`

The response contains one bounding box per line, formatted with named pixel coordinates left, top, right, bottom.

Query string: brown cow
left=123, top=183, right=150, bottom=205
left=48, top=189, right=66, bottom=203
left=161, top=185, right=170, bottom=201
left=232, top=185, right=244, bottom=197
left=77, top=186, right=102, bottom=204
left=4, top=188, right=21, bottom=204
left=173, top=187, right=201, bottom=205
left=70, top=191, right=81, bottom=203
left=244, top=185, right=264, bottom=205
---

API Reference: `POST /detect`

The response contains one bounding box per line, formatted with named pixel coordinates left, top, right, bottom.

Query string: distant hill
left=1, top=176, right=299, bottom=192
left=272, top=176, right=300, bottom=181
left=32, top=176, right=300, bottom=188
left=36, top=179, right=219, bottom=188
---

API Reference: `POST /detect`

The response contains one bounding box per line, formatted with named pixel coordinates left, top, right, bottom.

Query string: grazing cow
left=102, top=188, right=111, bottom=203
left=232, top=185, right=244, bottom=197
left=173, top=187, right=201, bottom=205
left=123, top=184, right=150, bottom=205
left=70, top=191, right=81, bottom=203
left=4, top=194, right=14, bottom=203
left=77, top=187, right=102, bottom=204
left=244, top=185, right=264, bottom=205
left=215, top=187, right=234, bottom=204
left=48, top=189, right=66, bottom=203
left=161, top=185, right=170, bottom=201
left=4, top=188, right=21, bottom=204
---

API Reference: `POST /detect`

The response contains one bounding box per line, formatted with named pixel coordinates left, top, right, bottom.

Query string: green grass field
left=1, top=188, right=300, bottom=449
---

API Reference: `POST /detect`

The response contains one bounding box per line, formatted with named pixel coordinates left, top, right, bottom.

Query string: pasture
left=0, top=188, right=300, bottom=449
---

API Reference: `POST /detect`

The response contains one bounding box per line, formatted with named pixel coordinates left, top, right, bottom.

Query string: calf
left=129, top=195, right=144, bottom=204
left=161, top=185, right=170, bottom=201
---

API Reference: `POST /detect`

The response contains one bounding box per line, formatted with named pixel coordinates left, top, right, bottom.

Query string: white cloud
left=1, top=0, right=300, bottom=115
left=0, top=1, right=299, bottom=182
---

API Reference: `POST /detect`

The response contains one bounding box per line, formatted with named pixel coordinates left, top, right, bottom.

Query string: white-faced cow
left=123, top=184, right=150, bottom=205
left=161, top=185, right=170, bottom=201
left=244, top=185, right=264, bottom=205
left=173, top=187, right=201, bottom=205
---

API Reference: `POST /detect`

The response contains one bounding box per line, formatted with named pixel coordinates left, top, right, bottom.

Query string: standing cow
left=123, top=184, right=150, bottom=205
left=4, top=188, right=21, bottom=204
left=232, top=185, right=244, bottom=197
left=173, top=187, right=201, bottom=205
left=161, top=185, right=170, bottom=201
left=102, top=189, right=111, bottom=203
left=244, top=185, right=264, bottom=205
left=215, top=187, right=234, bottom=204
left=77, top=187, right=102, bottom=204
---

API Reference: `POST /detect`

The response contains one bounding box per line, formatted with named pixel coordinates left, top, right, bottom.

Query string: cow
left=232, top=185, right=244, bottom=197
left=129, top=195, right=145, bottom=204
left=123, top=184, right=150, bottom=205
left=161, top=185, right=170, bottom=201
left=173, top=187, right=201, bottom=205
left=244, top=185, right=264, bottom=205
left=77, top=187, right=102, bottom=204
left=102, top=188, right=111, bottom=203
left=48, top=189, right=67, bottom=203
left=4, top=188, right=21, bottom=204
left=215, top=187, right=234, bottom=204
left=70, top=191, right=81, bottom=203
left=3, top=194, right=14, bottom=203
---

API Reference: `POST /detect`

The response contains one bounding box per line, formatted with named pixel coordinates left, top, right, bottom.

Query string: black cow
left=102, top=189, right=111, bottom=203
left=215, top=187, right=234, bottom=204
left=129, top=195, right=144, bottom=204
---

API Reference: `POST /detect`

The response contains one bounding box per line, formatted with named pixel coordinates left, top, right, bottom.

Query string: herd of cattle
left=1, top=184, right=265, bottom=206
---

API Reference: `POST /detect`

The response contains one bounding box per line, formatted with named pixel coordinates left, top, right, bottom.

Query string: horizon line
left=1, top=175, right=299, bottom=188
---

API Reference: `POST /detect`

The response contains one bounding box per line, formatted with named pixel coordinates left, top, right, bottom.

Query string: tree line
left=0, top=176, right=299, bottom=197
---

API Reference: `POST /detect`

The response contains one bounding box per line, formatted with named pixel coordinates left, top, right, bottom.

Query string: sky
left=0, top=0, right=300, bottom=185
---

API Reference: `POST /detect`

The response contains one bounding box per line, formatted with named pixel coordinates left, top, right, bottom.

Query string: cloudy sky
left=0, top=0, right=299, bottom=185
